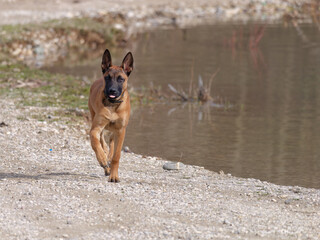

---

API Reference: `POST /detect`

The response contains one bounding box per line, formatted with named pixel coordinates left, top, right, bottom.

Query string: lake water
left=44, top=23, right=320, bottom=189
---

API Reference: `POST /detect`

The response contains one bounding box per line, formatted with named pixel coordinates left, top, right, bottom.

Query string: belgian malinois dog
left=88, top=49, right=133, bottom=182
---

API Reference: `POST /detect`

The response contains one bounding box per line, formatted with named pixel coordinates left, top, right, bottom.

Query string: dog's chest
left=101, top=105, right=128, bottom=131
left=105, top=118, right=123, bottom=131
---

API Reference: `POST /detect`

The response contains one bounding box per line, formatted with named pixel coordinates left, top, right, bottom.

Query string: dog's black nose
left=109, top=89, right=117, bottom=95
left=107, top=88, right=119, bottom=99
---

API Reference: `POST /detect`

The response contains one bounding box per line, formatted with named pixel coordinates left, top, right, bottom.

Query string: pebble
left=123, top=146, right=132, bottom=153
left=163, top=161, right=185, bottom=170
left=285, top=199, right=295, bottom=205
left=0, top=122, right=9, bottom=127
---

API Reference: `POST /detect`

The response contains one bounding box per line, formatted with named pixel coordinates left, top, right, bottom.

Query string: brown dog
left=88, top=49, right=133, bottom=182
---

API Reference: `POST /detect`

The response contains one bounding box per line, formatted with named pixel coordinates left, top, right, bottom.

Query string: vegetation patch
left=0, top=61, right=165, bottom=113
left=0, top=15, right=126, bottom=66
left=0, top=61, right=90, bottom=109
left=0, top=14, right=230, bottom=112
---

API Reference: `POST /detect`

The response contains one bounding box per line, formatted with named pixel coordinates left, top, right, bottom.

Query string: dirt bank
left=0, top=0, right=314, bottom=27
left=1, top=0, right=317, bottom=69
left=0, top=99, right=320, bottom=239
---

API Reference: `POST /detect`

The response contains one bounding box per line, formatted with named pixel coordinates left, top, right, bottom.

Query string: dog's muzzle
left=104, top=91, right=124, bottom=104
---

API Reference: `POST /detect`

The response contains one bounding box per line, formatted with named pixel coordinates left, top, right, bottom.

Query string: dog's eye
left=105, top=75, right=111, bottom=81
left=117, top=77, right=125, bottom=83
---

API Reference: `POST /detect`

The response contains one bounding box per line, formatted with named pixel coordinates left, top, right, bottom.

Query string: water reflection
left=126, top=23, right=320, bottom=189
left=44, top=23, right=320, bottom=188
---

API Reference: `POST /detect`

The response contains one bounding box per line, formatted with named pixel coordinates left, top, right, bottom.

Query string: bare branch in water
left=208, top=67, right=220, bottom=97
left=189, top=58, right=195, bottom=97
left=168, top=84, right=188, bottom=101
left=198, top=75, right=212, bottom=102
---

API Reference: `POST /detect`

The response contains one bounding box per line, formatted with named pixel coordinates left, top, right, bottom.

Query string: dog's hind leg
left=108, top=133, right=115, bottom=163
left=100, top=130, right=108, bottom=153
left=105, top=133, right=115, bottom=177
left=101, top=130, right=111, bottom=176
left=108, top=129, right=126, bottom=182
left=90, top=120, right=109, bottom=175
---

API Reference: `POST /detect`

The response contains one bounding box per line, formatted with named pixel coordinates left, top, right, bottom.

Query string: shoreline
left=0, top=97, right=320, bottom=239
left=0, top=0, right=316, bottom=67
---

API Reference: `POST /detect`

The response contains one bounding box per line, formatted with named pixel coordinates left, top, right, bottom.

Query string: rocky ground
left=1, top=99, right=320, bottom=239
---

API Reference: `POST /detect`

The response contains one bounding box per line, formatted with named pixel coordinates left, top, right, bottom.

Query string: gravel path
left=1, top=99, right=320, bottom=239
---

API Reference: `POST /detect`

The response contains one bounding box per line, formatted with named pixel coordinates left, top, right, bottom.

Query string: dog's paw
left=108, top=174, right=120, bottom=183
left=103, top=161, right=111, bottom=176
left=108, top=163, right=120, bottom=182
left=104, top=167, right=111, bottom=176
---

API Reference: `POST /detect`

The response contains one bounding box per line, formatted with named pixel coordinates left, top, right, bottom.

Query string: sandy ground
left=0, top=98, right=320, bottom=239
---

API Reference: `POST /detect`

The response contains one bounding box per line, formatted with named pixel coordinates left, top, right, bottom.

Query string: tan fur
left=88, top=51, right=132, bottom=183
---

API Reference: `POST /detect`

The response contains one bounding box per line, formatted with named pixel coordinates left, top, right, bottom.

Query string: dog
left=88, top=49, right=133, bottom=182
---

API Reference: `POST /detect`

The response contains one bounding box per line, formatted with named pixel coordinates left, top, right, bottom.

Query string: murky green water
left=44, top=23, right=320, bottom=188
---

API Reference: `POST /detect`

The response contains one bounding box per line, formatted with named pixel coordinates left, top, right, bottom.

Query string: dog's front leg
left=90, top=123, right=110, bottom=175
left=109, top=129, right=126, bottom=182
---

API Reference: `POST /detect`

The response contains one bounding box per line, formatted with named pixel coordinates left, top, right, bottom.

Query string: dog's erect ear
left=101, top=49, right=112, bottom=74
left=121, top=52, right=134, bottom=76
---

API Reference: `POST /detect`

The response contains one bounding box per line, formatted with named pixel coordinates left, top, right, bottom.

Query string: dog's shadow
left=0, top=172, right=101, bottom=180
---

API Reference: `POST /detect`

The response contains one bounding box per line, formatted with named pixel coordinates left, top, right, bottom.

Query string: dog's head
left=101, top=49, right=133, bottom=103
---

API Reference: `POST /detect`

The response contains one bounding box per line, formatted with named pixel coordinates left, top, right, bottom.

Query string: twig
left=168, top=84, right=188, bottom=101
left=254, top=26, right=265, bottom=46
left=189, top=58, right=195, bottom=97
left=208, top=67, right=220, bottom=97
left=198, top=75, right=211, bottom=102
left=292, top=20, right=310, bottom=44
